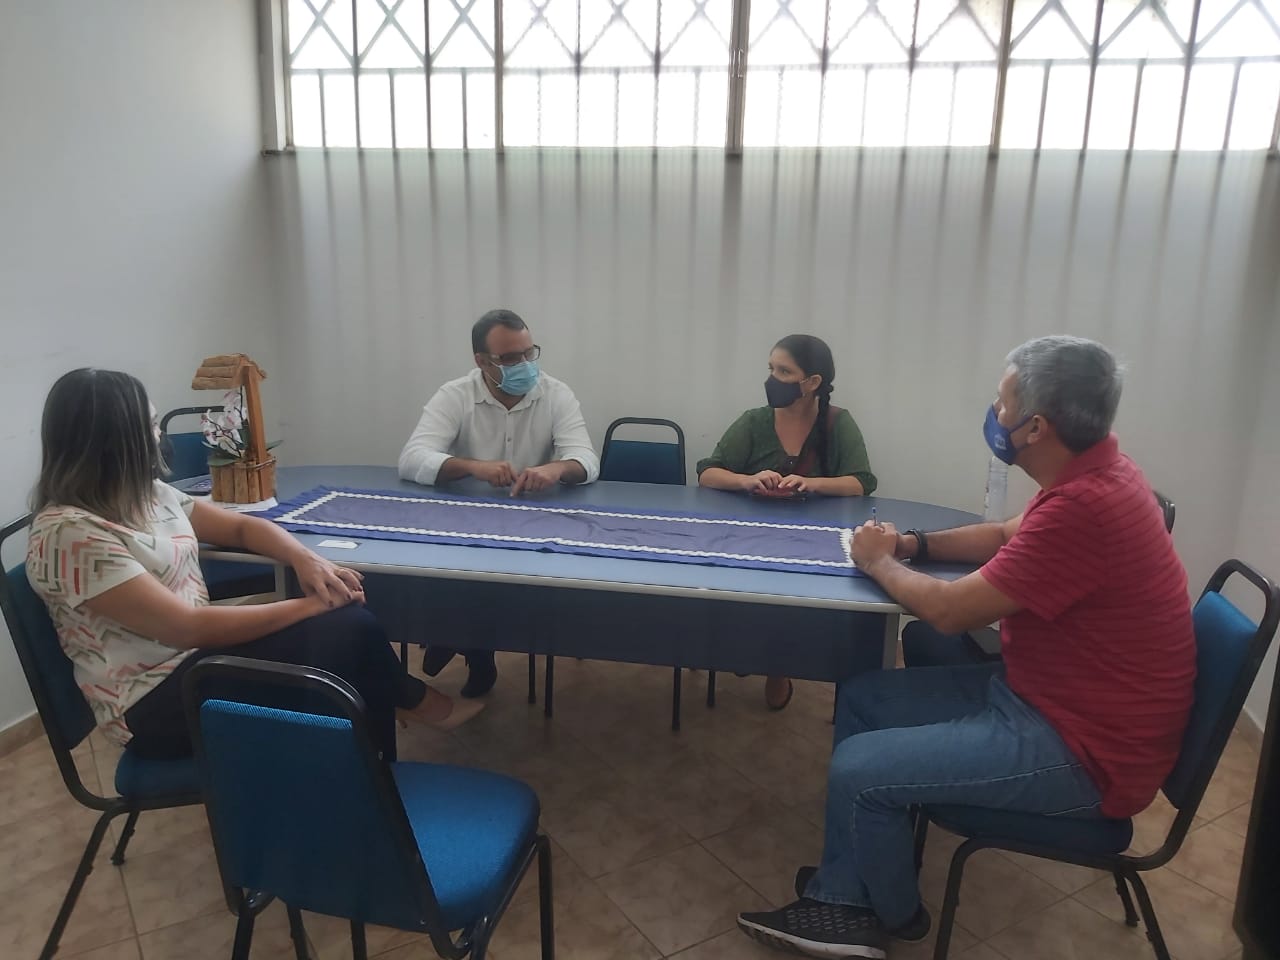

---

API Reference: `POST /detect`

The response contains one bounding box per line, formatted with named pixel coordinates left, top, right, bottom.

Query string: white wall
left=270, top=149, right=1279, bottom=612
left=1233, top=164, right=1280, bottom=729
left=0, top=1, right=280, bottom=729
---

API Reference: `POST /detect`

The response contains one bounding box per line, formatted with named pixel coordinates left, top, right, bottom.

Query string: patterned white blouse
left=26, top=482, right=208, bottom=745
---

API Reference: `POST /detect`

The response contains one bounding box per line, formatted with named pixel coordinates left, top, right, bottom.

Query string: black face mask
left=765, top=376, right=804, bottom=408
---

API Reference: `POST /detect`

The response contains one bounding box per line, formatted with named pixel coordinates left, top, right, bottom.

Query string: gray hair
left=1005, top=336, right=1124, bottom=453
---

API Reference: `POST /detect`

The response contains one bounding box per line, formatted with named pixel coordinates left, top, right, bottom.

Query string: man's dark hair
left=472, top=309, right=528, bottom=354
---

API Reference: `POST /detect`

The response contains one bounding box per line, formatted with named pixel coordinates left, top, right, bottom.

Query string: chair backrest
left=1154, top=490, right=1175, bottom=533
left=183, top=657, right=449, bottom=938
left=1158, top=561, right=1278, bottom=843
left=0, top=515, right=102, bottom=807
left=599, top=417, right=686, bottom=485
left=160, top=406, right=221, bottom=481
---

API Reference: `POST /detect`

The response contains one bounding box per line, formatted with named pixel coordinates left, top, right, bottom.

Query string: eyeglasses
left=484, top=345, right=541, bottom=366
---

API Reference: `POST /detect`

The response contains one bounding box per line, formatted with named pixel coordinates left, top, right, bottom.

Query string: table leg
left=881, top=613, right=901, bottom=670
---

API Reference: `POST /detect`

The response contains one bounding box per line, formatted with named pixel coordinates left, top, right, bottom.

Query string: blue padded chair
left=914, top=559, right=1279, bottom=960
left=159, top=406, right=278, bottom=602
left=182, top=656, right=553, bottom=960
left=598, top=417, right=686, bottom=486
left=0, top=514, right=202, bottom=960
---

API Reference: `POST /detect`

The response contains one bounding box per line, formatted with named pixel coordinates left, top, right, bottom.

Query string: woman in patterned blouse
left=26, top=368, right=481, bottom=760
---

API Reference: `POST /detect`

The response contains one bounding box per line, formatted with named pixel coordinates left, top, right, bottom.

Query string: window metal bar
left=462, top=66, right=470, bottom=149
left=576, top=0, right=583, bottom=148
left=1223, top=57, right=1243, bottom=151
left=1129, top=59, right=1146, bottom=152
left=390, top=68, right=398, bottom=148
left=1036, top=60, right=1052, bottom=151
left=1272, top=78, right=1280, bottom=153
left=319, top=69, right=329, bottom=147
left=1174, top=0, right=1204, bottom=150
left=614, top=68, right=622, bottom=146
left=653, top=0, right=662, bottom=148
left=352, top=0, right=362, bottom=148
left=817, top=0, right=832, bottom=145
left=424, top=0, right=434, bottom=149
left=693, top=66, right=703, bottom=144
left=495, top=0, right=505, bottom=152
left=990, top=0, right=1016, bottom=153
left=904, top=0, right=922, bottom=147
left=726, top=0, right=751, bottom=154
left=947, top=62, right=959, bottom=145
left=1081, top=0, right=1105, bottom=151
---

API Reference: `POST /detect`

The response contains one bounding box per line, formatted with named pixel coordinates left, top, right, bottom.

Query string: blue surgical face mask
left=983, top=404, right=1033, bottom=465
left=496, top=359, right=540, bottom=396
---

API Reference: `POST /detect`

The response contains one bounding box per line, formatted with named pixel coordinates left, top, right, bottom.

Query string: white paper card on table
left=317, top=539, right=360, bottom=549
left=211, top=497, right=278, bottom=514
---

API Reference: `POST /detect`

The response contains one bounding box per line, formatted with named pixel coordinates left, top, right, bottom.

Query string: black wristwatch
left=905, top=528, right=930, bottom=564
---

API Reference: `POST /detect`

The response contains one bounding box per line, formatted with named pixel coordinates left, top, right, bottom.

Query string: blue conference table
left=203, top=465, right=980, bottom=724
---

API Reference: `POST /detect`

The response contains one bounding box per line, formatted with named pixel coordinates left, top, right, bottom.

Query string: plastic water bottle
left=984, top=456, right=1008, bottom=522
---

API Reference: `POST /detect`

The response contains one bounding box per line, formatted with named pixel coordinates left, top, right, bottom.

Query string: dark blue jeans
left=805, top=659, right=1103, bottom=928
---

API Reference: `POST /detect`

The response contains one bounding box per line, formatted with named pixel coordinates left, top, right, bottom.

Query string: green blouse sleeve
left=696, top=410, right=756, bottom=476
left=830, top=409, right=877, bottom=495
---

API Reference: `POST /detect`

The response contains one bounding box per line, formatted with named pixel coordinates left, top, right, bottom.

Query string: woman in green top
left=697, top=334, right=877, bottom=709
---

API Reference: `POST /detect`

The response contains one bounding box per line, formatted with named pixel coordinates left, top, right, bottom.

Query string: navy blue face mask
left=983, top=404, right=1034, bottom=465
left=765, top=376, right=804, bottom=408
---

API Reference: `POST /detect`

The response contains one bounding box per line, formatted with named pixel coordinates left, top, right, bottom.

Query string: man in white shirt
left=398, top=308, right=600, bottom=695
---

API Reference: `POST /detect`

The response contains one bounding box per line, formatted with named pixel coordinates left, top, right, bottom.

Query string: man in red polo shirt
left=738, top=336, right=1195, bottom=960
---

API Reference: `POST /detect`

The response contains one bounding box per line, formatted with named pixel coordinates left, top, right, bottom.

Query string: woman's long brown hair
left=32, top=368, right=164, bottom=528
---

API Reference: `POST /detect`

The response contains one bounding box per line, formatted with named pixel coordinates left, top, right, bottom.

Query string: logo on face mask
left=983, top=404, right=1033, bottom=465
left=765, top=376, right=804, bottom=409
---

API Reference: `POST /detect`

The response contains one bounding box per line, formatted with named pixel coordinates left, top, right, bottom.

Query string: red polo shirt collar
left=1049, top=433, right=1121, bottom=489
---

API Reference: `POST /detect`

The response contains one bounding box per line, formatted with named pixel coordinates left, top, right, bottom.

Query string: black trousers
left=123, top=606, right=426, bottom=761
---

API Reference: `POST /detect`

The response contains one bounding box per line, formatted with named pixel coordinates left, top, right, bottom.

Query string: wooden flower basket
left=210, top=456, right=277, bottom=504
left=192, top=353, right=277, bottom=504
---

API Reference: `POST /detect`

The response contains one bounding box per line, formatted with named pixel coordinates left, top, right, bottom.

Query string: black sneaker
left=790, top=869, right=930, bottom=945
left=737, top=899, right=887, bottom=959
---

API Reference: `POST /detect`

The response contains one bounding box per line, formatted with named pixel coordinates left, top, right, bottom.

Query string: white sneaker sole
left=737, top=916, right=887, bottom=959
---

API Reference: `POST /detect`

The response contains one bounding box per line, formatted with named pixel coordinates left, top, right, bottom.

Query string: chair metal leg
left=544, top=656, right=555, bottom=718
left=350, top=920, right=368, bottom=960
left=672, top=668, right=682, bottom=731
left=528, top=653, right=537, bottom=704
left=1113, top=871, right=1139, bottom=927
left=287, top=905, right=308, bottom=960
left=231, top=906, right=256, bottom=960
left=932, top=839, right=978, bottom=960
left=706, top=670, right=716, bottom=707
left=399, top=641, right=409, bottom=672
left=538, top=834, right=555, bottom=960
left=39, top=808, right=117, bottom=960
left=110, top=809, right=141, bottom=865
left=1127, top=871, right=1173, bottom=960
left=912, top=809, right=930, bottom=873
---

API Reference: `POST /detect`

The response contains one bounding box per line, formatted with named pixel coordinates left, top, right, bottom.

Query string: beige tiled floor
left=0, top=652, right=1259, bottom=960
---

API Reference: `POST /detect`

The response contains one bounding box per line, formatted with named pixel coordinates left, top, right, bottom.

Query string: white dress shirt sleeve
left=550, top=384, right=600, bottom=484
left=398, top=385, right=465, bottom=486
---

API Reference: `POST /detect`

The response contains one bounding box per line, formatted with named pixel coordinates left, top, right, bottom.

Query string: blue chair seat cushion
left=928, top=804, right=1133, bottom=856
left=114, top=748, right=201, bottom=800
left=391, top=762, right=540, bottom=931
